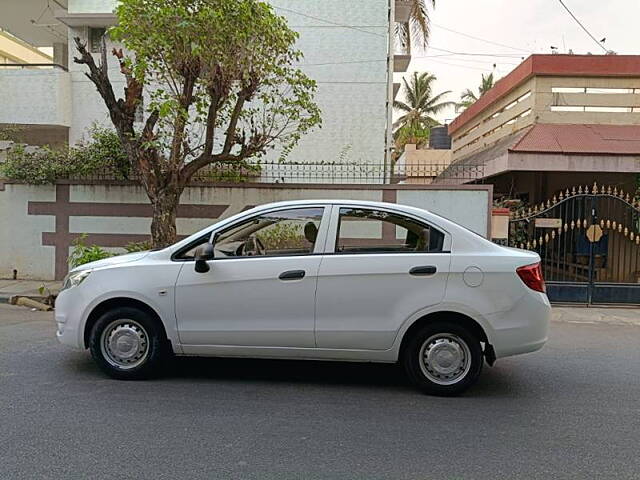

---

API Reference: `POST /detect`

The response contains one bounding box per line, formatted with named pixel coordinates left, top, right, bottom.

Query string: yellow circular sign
left=586, top=224, right=603, bottom=243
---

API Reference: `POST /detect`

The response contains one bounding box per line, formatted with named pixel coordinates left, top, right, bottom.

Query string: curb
left=0, top=294, right=54, bottom=306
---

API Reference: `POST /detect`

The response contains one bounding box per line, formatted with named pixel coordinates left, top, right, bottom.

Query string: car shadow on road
left=170, top=356, right=406, bottom=387
left=61, top=351, right=534, bottom=398
left=159, top=356, right=523, bottom=397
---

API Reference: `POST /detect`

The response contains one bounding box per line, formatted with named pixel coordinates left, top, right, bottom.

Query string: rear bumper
left=487, top=291, right=551, bottom=359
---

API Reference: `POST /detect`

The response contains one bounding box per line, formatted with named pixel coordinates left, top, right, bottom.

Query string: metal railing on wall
left=61, top=161, right=485, bottom=185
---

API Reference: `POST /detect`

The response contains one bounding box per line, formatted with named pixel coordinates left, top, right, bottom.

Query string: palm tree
left=458, top=72, right=495, bottom=109
left=392, top=72, right=454, bottom=159
left=396, top=0, right=435, bottom=50
left=393, top=72, right=454, bottom=132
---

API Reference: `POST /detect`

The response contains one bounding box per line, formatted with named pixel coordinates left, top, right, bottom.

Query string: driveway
left=1, top=304, right=639, bottom=479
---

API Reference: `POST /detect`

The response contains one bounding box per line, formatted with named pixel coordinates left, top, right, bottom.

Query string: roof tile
left=509, top=124, right=640, bottom=155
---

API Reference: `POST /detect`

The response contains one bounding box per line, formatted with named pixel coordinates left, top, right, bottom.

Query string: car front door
left=315, top=206, right=451, bottom=350
left=174, top=206, right=329, bottom=349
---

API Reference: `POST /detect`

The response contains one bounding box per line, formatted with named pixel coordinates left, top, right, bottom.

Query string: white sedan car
left=56, top=200, right=550, bottom=396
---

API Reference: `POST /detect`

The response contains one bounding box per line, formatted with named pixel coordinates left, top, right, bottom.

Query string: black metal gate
left=509, top=183, right=640, bottom=305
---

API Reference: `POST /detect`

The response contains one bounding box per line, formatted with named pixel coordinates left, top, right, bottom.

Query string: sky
left=396, top=0, right=640, bottom=124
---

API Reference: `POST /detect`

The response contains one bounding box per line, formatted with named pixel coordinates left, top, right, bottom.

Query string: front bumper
left=55, top=288, right=88, bottom=349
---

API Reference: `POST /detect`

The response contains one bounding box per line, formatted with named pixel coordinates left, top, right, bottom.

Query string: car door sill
left=179, top=344, right=397, bottom=363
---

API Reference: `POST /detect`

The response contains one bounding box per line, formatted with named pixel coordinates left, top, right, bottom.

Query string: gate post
left=587, top=197, right=597, bottom=304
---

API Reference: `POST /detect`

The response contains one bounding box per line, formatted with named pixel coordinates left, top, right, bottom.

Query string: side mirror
left=194, top=243, right=214, bottom=273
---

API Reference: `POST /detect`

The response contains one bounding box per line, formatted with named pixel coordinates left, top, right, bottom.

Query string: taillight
left=516, top=262, right=546, bottom=293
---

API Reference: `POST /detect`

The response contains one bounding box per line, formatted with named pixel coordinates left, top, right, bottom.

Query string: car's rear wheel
left=89, top=307, right=167, bottom=380
left=403, top=321, right=483, bottom=396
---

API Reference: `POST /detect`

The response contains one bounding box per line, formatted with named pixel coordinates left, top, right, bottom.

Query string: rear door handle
left=279, top=270, right=306, bottom=280
left=410, top=265, right=437, bottom=276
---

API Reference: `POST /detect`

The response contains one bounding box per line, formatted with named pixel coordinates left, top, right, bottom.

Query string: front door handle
left=410, top=265, right=437, bottom=276
left=279, top=270, right=306, bottom=280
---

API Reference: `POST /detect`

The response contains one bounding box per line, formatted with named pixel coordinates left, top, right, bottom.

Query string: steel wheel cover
left=100, top=319, right=149, bottom=370
left=418, top=333, right=472, bottom=385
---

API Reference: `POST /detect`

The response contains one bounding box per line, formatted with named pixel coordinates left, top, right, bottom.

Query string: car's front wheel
left=403, top=321, right=483, bottom=396
left=89, top=307, right=167, bottom=380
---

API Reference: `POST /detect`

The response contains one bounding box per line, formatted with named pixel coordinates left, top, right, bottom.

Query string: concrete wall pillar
left=53, top=43, right=68, bottom=68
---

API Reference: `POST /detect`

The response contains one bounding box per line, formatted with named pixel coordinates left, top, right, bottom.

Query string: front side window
left=174, top=234, right=210, bottom=260
left=335, top=208, right=444, bottom=254
left=214, top=207, right=324, bottom=258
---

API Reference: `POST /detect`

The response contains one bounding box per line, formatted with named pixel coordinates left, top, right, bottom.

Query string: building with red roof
left=436, top=54, right=640, bottom=204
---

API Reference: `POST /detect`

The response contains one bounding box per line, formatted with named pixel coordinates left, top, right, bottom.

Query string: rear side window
left=335, top=208, right=445, bottom=254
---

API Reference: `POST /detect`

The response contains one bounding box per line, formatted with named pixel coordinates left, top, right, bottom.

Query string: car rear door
left=314, top=205, right=451, bottom=350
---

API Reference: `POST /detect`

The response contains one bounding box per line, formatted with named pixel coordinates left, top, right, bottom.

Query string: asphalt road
left=1, top=304, right=639, bottom=480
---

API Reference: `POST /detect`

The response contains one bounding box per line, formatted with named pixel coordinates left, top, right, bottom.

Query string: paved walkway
left=1, top=279, right=640, bottom=326
left=0, top=279, right=61, bottom=302
left=552, top=306, right=640, bottom=326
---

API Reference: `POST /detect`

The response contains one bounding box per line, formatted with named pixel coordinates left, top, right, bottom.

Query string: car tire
left=88, top=306, right=168, bottom=380
left=403, top=321, right=483, bottom=396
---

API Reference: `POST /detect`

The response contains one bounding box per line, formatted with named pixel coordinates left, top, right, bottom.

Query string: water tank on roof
left=429, top=126, right=451, bottom=150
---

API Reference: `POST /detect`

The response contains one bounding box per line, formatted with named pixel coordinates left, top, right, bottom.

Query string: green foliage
left=0, top=126, right=128, bottom=184
left=257, top=223, right=306, bottom=250
left=394, top=124, right=430, bottom=156
left=459, top=73, right=496, bottom=109
left=124, top=240, right=152, bottom=252
left=1, top=145, right=70, bottom=184
left=395, top=0, right=436, bottom=50
left=71, top=125, right=130, bottom=179
left=0, top=124, right=24, bottom=142
left=37, top=284, right=56, bottom=305
left=67, top=236, right=149, bottom=270
left=68, top=234, right=114, bottom=268
left=393, top=72, right=453, bottom=134
left=494, top=197, right=529, bottom=247
left=197, top=162, right=262, bottom=183
left=109, top=0, right=321, bottom=164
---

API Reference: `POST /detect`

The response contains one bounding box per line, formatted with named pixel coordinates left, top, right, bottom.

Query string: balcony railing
left=0, top=63, right=68, bottom=72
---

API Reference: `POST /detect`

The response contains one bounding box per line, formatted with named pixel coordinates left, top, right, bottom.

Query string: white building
left=0, top=0, right=413, bottom=175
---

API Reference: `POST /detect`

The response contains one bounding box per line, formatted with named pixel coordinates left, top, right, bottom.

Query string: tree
left=393, top=72, right=453, bottom=133
left=396, top=0, right=436, bottom=50
left=458, top=72, right=495, bottom=109
left=392, top=72, right=453, bottom=160
left=73, top=0, right=321, bottom=247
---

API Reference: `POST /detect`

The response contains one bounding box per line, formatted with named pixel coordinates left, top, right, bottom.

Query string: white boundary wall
left=0, top=182, right=492, bottom=280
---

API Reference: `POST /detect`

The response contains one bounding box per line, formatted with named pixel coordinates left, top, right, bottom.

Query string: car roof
left=247, top=199, right=429, bottom=213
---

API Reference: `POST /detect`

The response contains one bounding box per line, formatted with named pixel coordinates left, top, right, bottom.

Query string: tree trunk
left=150, top=189, right=181, bottom=248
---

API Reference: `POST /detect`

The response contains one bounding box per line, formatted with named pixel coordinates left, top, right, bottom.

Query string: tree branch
left=141, top=110, right=159, bottom=141
left=221, top=94, right=247, bottom=155
left=202, top=90, right=221, bottom=158
left=73, top=37, right=123, bottom=123
left=221, top=75, right=259, bottom=155
left=169, top=70, right=198, bottom=168
left=112, top=47, right=144, bottom=118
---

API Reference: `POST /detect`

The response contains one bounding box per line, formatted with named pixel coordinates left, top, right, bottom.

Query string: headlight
left=61, top=270, right=92, bottom=291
